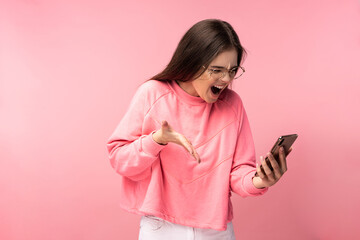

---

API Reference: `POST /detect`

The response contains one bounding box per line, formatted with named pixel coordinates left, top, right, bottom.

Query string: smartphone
left=257, top=134, right=298, bottom=174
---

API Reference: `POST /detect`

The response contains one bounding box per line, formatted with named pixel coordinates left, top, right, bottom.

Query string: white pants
left=139, top=215, right=236, bottom=240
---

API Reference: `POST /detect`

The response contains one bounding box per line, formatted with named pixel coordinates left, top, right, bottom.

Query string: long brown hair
left=149, top=19, right=247, bottom=83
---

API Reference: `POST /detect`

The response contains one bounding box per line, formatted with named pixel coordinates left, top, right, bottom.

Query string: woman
left=107, top=19, right=289, bottom=240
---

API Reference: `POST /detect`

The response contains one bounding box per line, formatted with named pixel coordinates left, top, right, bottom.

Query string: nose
left=220, top=72, right=232, bottom=83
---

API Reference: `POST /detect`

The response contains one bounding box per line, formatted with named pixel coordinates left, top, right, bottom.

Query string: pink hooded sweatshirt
left=106, top=79, right=268, bottom=231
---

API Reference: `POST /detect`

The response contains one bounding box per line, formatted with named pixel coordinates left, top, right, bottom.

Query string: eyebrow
left=209, top=65, right=238, bottom=69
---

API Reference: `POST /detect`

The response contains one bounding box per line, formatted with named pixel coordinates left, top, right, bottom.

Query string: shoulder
left=140, top=79, right=169, bottom=89
left=220, top=87, right=242, bottom=104
left=137, top=79, right=170, bottom=94
left=218, top=87, right=245, bottom=117
left=133, top=79, right=172, bottom=104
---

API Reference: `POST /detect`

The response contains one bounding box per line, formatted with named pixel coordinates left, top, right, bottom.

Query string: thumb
left=161, top=120, right=169, bottom=129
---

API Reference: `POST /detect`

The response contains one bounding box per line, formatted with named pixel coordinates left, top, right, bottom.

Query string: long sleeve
left=106, top=83, right=166, bottom=181
left=105, top=80, right=267, bottom=231
left=230, top=103, right=268, bottom=197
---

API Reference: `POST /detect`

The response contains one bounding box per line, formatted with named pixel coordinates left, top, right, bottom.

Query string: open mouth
left=211, top=85, right=224, bottom=95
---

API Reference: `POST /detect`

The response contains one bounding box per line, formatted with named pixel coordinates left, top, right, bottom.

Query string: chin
left=206, top=98, right=218, bottom=103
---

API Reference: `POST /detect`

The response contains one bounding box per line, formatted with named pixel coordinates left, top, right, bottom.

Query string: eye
left=229, top=70, right=237, bottom=76
left=210, top=69, right=222, bottom=73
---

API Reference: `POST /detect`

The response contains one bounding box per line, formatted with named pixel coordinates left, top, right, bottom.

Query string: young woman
left=107, top=19, right=290, bottom=240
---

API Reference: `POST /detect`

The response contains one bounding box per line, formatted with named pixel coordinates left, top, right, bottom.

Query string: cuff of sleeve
left=244, top=170, right=269, bottom=195
left=141, top=131, right=167, bottom=157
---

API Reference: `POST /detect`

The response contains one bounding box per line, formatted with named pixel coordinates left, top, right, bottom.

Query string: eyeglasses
left=202, top=65, right=245, bottom=80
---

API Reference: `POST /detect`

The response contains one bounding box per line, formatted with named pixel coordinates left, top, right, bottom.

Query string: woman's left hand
left=252, top=147, right=292, bottom=189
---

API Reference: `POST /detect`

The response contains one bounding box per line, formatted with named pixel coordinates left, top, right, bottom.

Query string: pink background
left=1, top=0, right=359, bottom=239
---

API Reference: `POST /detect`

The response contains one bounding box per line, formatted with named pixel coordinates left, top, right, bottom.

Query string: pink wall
left=1, top=0, right=359, bottom=239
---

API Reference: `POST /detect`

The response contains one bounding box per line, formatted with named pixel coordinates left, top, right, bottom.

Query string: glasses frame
left=202, top=65, right=245, bottom=80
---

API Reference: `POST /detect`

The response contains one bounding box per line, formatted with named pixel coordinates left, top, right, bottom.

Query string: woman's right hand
left=152, top=120, right=201, bottom=163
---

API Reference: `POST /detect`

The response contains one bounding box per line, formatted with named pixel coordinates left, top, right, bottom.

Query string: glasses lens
left=234, top=68, right=244, bottom=79
left=209, top=69, right=223, bottom=79
left=209, top=67, right=244, bottom=80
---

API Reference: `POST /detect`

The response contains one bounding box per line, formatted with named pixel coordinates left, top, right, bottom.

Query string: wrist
left=252, top=175, right=266, bottom=189
left=152, top=131, right=168, bottom=145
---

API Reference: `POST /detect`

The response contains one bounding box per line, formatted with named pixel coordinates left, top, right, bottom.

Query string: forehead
left=209, top=49, right=238, bottom=68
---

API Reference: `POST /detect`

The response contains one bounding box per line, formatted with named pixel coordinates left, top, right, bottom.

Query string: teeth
left=214, top=85, right=225, bottom=89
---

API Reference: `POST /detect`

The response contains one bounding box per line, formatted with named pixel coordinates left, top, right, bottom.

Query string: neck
left=175, top=80, right=198, bottom=97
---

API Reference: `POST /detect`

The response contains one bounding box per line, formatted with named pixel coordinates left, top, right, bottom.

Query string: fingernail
left=280, top=147, right=284, bottom=152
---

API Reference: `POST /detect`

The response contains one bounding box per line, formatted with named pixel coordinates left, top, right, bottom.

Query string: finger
left=175, top=133, right=199, bottom=163
left=161, top=120, right=168, bottom=127
left=191, top=144, right=200, bottom=163
left=161, top=120, right=170, bottom=130
left=179, top=136, right=197, bottom=159
left=267, top=152, right=282, bottom=179
left=261, top=155, right=275, bottom=181
left=186, top=139, right=197, bottom=160
left=278, top=147, right=288, bottom=173
left=193, top=149, right=201, bottom=163
left=188, top=141, right=200, bottom=163
left=177, top=134, right=192, bottom=153
left=259, top=156, right=269, bottom=176
left=285, top=147, right=293, bottom=156
left=183, top=138, right=199, bottom=162
left=286, top=147, right=293, bottom=156
left=183, top=141, right=194, bottom=155
left=258, top=157, right=266, bottom=176
left=189, top=143, right=200, bottom=163
left=256, top=161, right=266, bottom=179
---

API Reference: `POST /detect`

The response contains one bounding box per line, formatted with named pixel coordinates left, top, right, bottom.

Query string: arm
left=106, top=84, right=166, bottom=181
left=229, top=105, right=268, bottom=197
